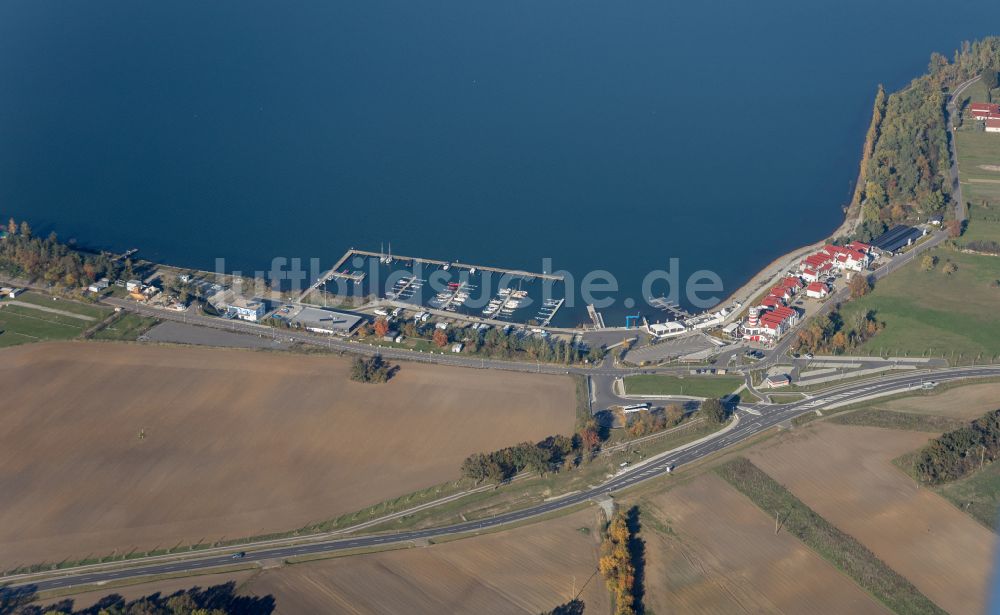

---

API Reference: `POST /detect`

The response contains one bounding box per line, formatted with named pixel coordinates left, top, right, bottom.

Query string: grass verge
left=91, top=311, right=160, bottom=341
left=768, top=393, right=806, bottom=403
left=623, top=374, right=743, bottom=398
left=716, top=457, right=946, bottom=615
left=829, top=409, right=964, bottom=432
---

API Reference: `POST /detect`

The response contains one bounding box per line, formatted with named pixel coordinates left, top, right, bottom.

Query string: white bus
left=622, top=403, right=650, bottom=414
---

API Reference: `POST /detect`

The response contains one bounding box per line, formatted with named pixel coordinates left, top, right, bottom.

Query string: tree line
left=914, top=408, right=1000, bottom=484
left=599, top=507, right=644, bottom=615
left=794, top=307, right=883, bottom=355
left=624, top=403, right=684, bottom=437
left=854, top=37, right=1000, bottom=241
left=460, top=433, right=587, bottom=484
left=964, top=239, right=1000, bottom=255
left=1, top=218, right=124, bottom=288
left=360, top=317, right=606, bottom=365
left=6, top=581, right=274, bottom=615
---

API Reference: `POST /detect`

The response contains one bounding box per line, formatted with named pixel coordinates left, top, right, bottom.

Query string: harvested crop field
left=882, top=382, right=1000, bottom=419
left=639, top=474, right=887, bottom=614
left=0, top=342, right=576, bottom=566
left=748, top=422, right=996, bottom=615
left=240, top=507, right=609, bottom=614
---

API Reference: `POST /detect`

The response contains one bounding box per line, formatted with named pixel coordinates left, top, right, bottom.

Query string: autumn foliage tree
left=599, top=509, right=641, bottom=615
left=579, top=419, right=603, bottom=453
left=460, top=434, right=582, bottom=484
left=848, top=274, right=872, bottom=298
left=0, top=217, right=122, bottom=287
left=432, top=328, right=449, bottom=348
left=373, top=317, right=390, bottom=338
left=664, top=403, right=685, bottom=426
left=626, top=408, right=670, bottom=437
left=795, top=309, right=884, bottom=355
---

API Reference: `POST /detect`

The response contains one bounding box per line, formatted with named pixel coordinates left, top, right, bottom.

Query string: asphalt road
left=945, top=75, right=979, bottom=224
left=11, top=364, right=1000, bottom=593
left=103, top=297, right=712, bottom=381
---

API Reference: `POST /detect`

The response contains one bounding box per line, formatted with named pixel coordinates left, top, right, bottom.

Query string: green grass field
left=92, top=312, right=159, bottom=341
left=964, top=202, right=1000, bottom=245
left=623, top=374, right=743, bottom=398
left=936, top=460, right=1000, bottom=530
left=0, top=291, right=112, bottom=347
left=9, top=291, right=111, bottom=319
left=0, top=304, right=90, bottom=347
left=840, top=247, right=1000, bottom=362
left=955, top=82, right=1000, bottom=244
left=955, top=79, right=994, bottom=112
left=956, top=129, right=1000, bottom=240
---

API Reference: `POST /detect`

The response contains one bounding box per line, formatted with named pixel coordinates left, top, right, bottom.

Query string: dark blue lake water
left=2, top=1, right=1000, bottom=324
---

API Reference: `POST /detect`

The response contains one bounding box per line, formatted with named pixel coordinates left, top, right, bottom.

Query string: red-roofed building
left=803, top=253, right=831, bottom=270
left=744, top=305, right=799, bottom=340
left=768, top=285, right=791, bottom=301
left=818, top=244, right=870, bottom=271
left=782, top=276, right=803, bottom=292
left=801, top=267, right=819, bottom=283
left=847, top=240, right=870, bottom=253
left=760, top=296, right=783, bottom=309
left=987, top=117, right=1000, bottom=133
left=806, top=281, right=829, bottom=299
left=971, top=102, right=1000, bottom=120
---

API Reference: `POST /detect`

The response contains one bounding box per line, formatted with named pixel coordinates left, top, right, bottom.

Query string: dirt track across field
left=748, top=422, right=996, bottom=615
left=0, top=342, right=575, bottom=566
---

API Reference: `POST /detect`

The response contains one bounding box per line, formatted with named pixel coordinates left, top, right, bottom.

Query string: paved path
left=9, top=364, right=999, bottom=593
left=945, top=75, right=979, bottom=223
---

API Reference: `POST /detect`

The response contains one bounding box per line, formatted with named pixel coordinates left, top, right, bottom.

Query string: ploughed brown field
left=882, top=382, right=1000, bottom=419
left=0, top=342, right=575, bottom=566
left=639, top=474, right=888, bottom=614
left=240, top=507, right=610, bottom=614
left=748, top=422, right=997, bottom=615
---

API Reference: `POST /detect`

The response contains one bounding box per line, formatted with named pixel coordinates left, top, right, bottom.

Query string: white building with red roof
left=800, top=244, right=871, bottom=276
left=987, top=117, right=1000, bottom=133
left=743, top=305, right=800, bottom=341
left=768, top=285, right=792, bottom=301
left=781, top=276, right=803, bottom=292
left=970, top=102, right=1000, bottom=120
left=806, top=281, right=829, bottom=299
